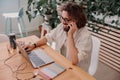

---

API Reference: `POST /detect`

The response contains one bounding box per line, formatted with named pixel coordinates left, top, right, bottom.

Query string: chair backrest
left=0, top=34, right=9, bottom=42
left=88, top=36, right=101, bottom=76
left=18, top=8, right=24, bottom=17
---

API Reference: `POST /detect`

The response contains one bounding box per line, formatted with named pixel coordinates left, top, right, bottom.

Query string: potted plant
left=26, top=0, right=120, bottom=31
left=26, top=0, right=78, bottom=29
left=26, top=0, right=61, bottom=29
left=84, top=0, right=120, bottom=32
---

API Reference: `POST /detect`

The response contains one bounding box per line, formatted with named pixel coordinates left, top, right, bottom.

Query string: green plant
left=26, top=0, right=58, bottom=28
left=26, top=0, right=120, bottom=31
left=26, top=0, right=72, bottom=29
left=84, top=0, right=120, bottom=32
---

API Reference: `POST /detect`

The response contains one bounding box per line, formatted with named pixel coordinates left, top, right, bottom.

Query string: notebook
left=16, top=41, right=54, bottom=68
left=39, top=63, right=66, bottom=80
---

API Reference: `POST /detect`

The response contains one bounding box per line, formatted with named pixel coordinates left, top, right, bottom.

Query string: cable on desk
left=16, top=62, right=27, bottom=72
left=3, top=45, right=45, bottom=80
left=15, top=71, right=36, bottom=80
left=4, top=52, right=18, bottom=73
left=3, top=51, right=37, bottom=80
left=15, top=63, right=34, bottom=80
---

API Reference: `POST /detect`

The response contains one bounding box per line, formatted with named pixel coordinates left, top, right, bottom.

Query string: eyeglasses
left=59, top=16, right=72, bottom=23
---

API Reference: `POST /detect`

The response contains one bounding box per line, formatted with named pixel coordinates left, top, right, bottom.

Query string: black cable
left=3, top=50, right=37, bottom=80
left=16, top=62, right=27, bottom=72
left=15, top=62, right=34, bottom=80
left=16, top=72, right=35, bottom=80
left=4, top=52, right=18, bottom=73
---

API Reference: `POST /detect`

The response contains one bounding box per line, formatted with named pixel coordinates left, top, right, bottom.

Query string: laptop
left=16, top=41, right=54, bottom=68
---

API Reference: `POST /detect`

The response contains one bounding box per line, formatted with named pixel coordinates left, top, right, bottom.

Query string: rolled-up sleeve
left=45, top=28, right=56, bottom=42
left=76, top=30, right=92, bottom=62
left=45, top=24, right=61, bottom=42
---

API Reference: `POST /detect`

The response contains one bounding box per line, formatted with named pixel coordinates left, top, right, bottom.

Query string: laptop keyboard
left=28, top=52, right=45, bottom=68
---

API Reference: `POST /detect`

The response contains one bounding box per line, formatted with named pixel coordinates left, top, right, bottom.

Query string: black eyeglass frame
left=59, top=16, right=72, bottom=23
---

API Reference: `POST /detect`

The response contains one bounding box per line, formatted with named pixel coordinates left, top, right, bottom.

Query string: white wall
left=0, top=0, right=43, bottom=34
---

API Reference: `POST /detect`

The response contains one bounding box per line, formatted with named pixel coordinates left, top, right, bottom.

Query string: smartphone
left=66, top=26, right=70, bottom=32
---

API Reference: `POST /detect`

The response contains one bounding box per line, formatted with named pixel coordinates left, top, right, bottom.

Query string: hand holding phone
left=66, top=26, right=70, bottom=32
left=67, top=22, right=77, bottom=35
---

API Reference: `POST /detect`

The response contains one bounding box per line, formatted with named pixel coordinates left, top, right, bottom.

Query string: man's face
left=60, top=11, right=72, bottom=32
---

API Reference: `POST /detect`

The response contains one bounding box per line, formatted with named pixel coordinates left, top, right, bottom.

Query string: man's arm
left=67, top=34, right=79, bottom=65
left=36, top=36, right=47, bottom=47
left=24, top=36, right=47, bottom=52
left=67, top=22, right=78, bottom=65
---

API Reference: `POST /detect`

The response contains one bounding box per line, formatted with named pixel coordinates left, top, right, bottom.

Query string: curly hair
left=60, top=2, right=87, bottom=29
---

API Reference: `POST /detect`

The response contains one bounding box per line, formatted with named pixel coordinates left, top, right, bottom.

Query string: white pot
left=44, top=14, right=52, bottom=21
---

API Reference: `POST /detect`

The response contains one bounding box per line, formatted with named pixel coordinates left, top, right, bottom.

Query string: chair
left=38, top=22, right=56, bottom=49
left=88, top=36, right=101, bottom=76
left=0, top=34, right=9, bottom=42
left=40, top=21, right=51, bottom=38
left=3, top=8, right=28, bottom=37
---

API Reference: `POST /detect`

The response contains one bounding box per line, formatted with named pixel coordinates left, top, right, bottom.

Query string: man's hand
left=23, top=44, right=35, bottom=52
left=68, top=22, right=77, bottom=36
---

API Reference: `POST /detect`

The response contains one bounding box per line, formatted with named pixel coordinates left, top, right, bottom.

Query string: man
left=24, top=2, right=92, bottom=72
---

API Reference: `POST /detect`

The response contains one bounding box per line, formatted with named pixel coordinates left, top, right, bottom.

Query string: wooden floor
left=18, top=30, right=120, bottom=80
left=94, top=61, right=120, bottom=80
